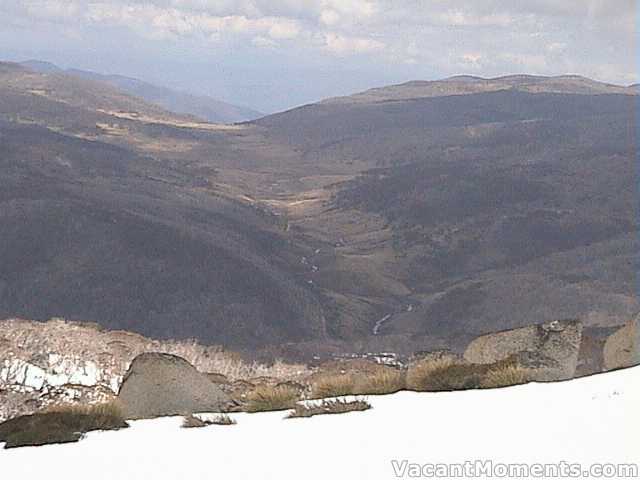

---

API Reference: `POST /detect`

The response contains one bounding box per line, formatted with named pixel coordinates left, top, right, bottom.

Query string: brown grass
left=407, top=357, right=495, bottom=392
left=182, top=414, right=236, bottom=428
left=210, top=414, right=236, bottom=426
left=353, top=369, right=406, bottom=395
left=480, top=366, right=532, bottom=389
left=406, top=357, right=458, bottom=391
left=42, top=400, right=125, bottom=429
left=310, top=368, right=407, bottom=399
left=1, top=401, right=128, bottom=449
left=182, top=415, right=208, bottom=428
left=245, top=384, right=301, bottom=413
left=310, top=374, right=356, bottom=399
left=287, top=398, right=371, bottom=419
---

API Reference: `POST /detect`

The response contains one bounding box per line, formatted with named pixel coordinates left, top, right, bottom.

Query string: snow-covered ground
left=2, top=367, right=638, bottom=480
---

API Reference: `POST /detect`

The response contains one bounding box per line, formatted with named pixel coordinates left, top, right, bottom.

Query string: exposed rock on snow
left=117, top=353, right=231, bottom=420
left=464, top=319, right=583, bottom=381
left=0, top=319, right=210, bottom=422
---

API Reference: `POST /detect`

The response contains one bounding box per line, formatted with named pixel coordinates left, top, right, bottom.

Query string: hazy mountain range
left=0, top=60, right=637, bottom=359
left=21, top=60, right=263, bottom=124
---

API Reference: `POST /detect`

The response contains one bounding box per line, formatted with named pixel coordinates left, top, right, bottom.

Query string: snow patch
left=2, top=366, right=637, bottom=480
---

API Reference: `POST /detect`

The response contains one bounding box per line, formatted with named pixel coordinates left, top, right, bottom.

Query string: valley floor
left=2, top=367, right=638, bottom=480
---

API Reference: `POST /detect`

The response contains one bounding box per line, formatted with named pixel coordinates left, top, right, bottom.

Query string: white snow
left=1, top=367, right=638, bottom=480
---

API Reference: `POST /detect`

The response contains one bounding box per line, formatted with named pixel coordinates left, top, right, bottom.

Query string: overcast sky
left=1, top=0, right=638, bottom=112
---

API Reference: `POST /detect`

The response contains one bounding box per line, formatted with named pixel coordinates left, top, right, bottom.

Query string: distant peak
left=444, top=75, right=486, bottom=82
left=0, top=61, right=27, bottom=73
left=321, top=72, right=635, bottom=106
left=20, top=59, right=62, bottom=73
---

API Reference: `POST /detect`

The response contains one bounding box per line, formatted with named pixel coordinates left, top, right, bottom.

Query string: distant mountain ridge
left=21, top=60, right=263, bottom=123
left=322, top=74, right=638, bottom=105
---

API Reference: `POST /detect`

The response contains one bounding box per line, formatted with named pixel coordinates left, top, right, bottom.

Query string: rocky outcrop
left=603, top=318, right=639, bottom=370
left=464, top=320, right=583, bottom=382
left=0, top=318, right=304, bottom=422
left=117, top=353, right=231, bottom=419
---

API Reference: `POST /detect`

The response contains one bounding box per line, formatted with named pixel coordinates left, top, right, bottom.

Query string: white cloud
left=546, top=42, right=566, bottom=53
left=433, top=10, right=515, bottom=27
left=265, top=19, right=300, bottom=39
left=252, top=35, right=278, bottom=48
left=324, top=32, right=384, bottom=55
left=2, top=0, right=637, bottom=83
left=319, top=9, right=340, bottom=26
left=460, top=53, right=483, bottom=69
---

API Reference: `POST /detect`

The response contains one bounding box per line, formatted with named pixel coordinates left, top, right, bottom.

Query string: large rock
left=603, top=318, right=639, bottom=370
left=117, top=353, right=230, bottom=419
left=464, top=320, right=583, bottom=382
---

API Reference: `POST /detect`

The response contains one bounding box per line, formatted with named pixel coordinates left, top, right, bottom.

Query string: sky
left=1, top=0, right=638, bottom=113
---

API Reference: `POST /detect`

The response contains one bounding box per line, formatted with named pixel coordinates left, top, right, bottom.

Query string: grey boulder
left=464, top=320, right=583, bottom=382
left=118, top=353, right=230, bottom=420
left=603, top=318, right=639, bottom=371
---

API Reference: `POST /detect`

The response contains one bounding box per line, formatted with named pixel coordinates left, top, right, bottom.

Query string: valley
left=0, top=61, right=638, bottom=361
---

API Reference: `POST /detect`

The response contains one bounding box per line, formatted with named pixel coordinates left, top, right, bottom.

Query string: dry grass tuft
left=0, top=401, right=128, bottom=449
left=480, top=365, right=532, bottom=389
left=311, top=368, right=407, bottom=399
left=310, top=374, right=357, bottom=399
left=406, top=357, right=496, bottom=391
left=353, top=369, right=406, bottom=396
left=406, top=357, right=458, bottom=391
left=182, top=415, right=208, bottom=428
left=210, top=414, right=236, bottom=426
left=287, top=398, right=371, bottom=419
left=44, top=400, right=122, bottom=415
left=245, top=384, right=301, bottom=413
left=182, top=414, right=236, bottom=428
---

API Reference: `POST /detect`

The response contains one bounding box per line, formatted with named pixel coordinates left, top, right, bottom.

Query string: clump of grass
left=310, top=374, right=356, bottom=399
left=244, top=384, right=301, bottom=413
left=287, top=398, right=371, bottom=419
left=182, top=414, right=236, bottom=428
left=0, top=401, right=128, bottom=449
left=44, top=400, right=123, bottom=417
left=353, top=369, right=406, bottom=396
left=210, top=414, right=236, bottom=426
left=406, top=357, right=458, bottom=391
left=182, top=415, right=208, bottom=428
left=480, top=365, right=532, bottom=389
left=407, top=357, right=494, bottom=392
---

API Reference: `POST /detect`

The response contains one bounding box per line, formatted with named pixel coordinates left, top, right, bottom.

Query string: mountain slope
left=0, top=63, right=326, bottom=348
left=0, top=65, right=637, bottom=357
left=21, top=60, right=263, bottom=123
left=322, top=74, right=637, bottom=105
left=251, top=77, right=638, bottom=347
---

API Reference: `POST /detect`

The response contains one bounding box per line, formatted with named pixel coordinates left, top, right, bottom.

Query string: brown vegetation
left=287, top=399, right=371, bottom=419
left=480, top=366, right=532, bottom=389
left=182, top=414, right=236, bottom=428
left=245, top=384, right=301, bottom=413
left=310, top=374, right=357, bottom=399
left=0, top=401, right=127, bottom=449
